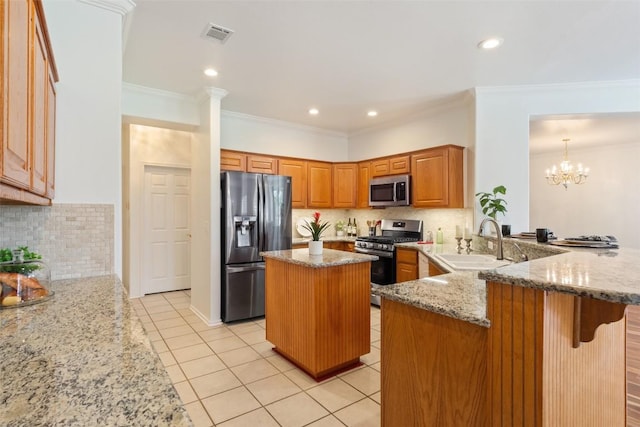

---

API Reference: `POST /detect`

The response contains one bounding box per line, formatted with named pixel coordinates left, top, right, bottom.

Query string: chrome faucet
left=478, top=218, right=504, bottom=260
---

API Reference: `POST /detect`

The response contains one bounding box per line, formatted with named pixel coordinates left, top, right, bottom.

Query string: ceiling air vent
left=203, top=23, right=234, bottom=44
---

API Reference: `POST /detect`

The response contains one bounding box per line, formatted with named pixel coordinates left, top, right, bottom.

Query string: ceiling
left=122, top=1, right=640, bottom=140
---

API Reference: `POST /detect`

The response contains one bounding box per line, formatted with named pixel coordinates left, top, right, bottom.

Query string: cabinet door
left=2, top=0, right=30, bottom=189
left=278, top=158, right=307, bottom=208
left=247, top=154, right=277, bottom=174
left=307, top=161, right=332, bottom=208
left=220, top=150, right=246, bottom=171
left=396, top=248, right=418, bottom=282
left=411, top=146, right=463, bottom=208
left=333, top=163, right=357, bottom=208
left=31, top=7, right=47, bottom=195
left=371, top=159, right=390, bottom=177
left=389, top=155, right=411, bottom=175
left=357, top=161, right=371, bottom=208
left=345, top=242, right=355, bottom=252
left=428, top=261, right=447, bottom=276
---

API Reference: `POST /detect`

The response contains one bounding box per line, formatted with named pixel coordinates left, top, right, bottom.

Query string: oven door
left=355, top=246, right=395, bottom=306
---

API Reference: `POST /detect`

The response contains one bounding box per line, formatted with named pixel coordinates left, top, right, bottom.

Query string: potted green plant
left=335, top=220, right=345, bottom=237
left=475, top=185, right=510, bottom=235
left=301, top=212, right=331, bottom=255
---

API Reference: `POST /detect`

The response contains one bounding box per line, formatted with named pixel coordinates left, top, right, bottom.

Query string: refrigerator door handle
left=226, top=263, right=266, bottom=274
left=258, top=175, right=265, bottom=253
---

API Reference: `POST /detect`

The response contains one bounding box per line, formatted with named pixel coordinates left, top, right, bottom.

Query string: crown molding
left=474, top=79, right=640, bottom=96
left=78, top=0, right=135, bottom=15
left=220, top=110, right=348, bottom=139
left=123, top=82, right=197, bottom=103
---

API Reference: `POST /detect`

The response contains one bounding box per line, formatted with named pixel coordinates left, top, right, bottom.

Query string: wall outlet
left=488, top=241, right=494, bottom=250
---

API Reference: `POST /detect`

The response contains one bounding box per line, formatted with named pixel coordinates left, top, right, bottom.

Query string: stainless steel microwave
left=369, top=174, right=411, bottom=207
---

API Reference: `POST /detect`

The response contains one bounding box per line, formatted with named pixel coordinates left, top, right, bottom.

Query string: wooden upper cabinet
left=278, top=158, right=307, bottom=208
left=31, top=7, right=48, bottom=195
left=307, top=161, right=332, bottom=208
left=2, top=0, right=31, bottom=189
left=371, top=154, right=411, bottom=177
left=246, top=154, right=277, bottom=174
left=45, top=69, right=56, bottom=199
left=357, top=161, right=371, bottom=208
left=220, top=150, right=246, bottom=172
left=411, top=145, right=464, bottom=208
left=333, top=163, right=357, bottom=208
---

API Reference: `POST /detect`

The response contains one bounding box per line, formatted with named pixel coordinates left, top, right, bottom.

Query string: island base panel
left=265, top=258, right=371, bottom=380
left=273, top=346, right=362, bottom=381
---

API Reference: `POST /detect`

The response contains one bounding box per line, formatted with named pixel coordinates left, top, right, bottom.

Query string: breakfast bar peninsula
left=260, top=248, right=377, bottom=380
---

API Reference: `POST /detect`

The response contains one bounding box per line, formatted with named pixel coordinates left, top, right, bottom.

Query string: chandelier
left=545, top=138, right=589, bottom=189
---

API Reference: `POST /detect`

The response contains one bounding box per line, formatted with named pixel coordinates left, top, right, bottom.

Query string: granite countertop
left=374, top=239, right=640, bottom=327
left=0, top=275, right=192, bottom=427
left=261, top=248, right=377, bottom=268
left=292, top=236, right=357, bottom=245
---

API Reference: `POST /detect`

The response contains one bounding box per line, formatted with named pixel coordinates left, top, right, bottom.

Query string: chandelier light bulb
left=545, top=138, right=589, bottom=190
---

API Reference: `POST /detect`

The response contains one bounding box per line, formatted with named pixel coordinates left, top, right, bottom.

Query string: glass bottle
left=353, top=218, right=357, bottom=237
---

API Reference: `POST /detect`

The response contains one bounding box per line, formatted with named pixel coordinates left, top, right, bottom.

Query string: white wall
left=474, top=80, right=640, bottom=234
left=125, top=124, right=191, bottom=297
left=530, top=142, right=640, bottom=249
left=43, top=0, right=126, bottom=277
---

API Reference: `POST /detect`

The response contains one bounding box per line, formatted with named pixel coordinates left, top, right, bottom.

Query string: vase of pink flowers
left=302, top=212, right=330, bottom=255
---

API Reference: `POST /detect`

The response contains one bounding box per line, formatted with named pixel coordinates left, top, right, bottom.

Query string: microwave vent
left=203, top=23, right=234, bottom=43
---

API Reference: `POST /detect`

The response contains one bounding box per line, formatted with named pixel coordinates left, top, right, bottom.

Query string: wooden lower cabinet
left=381, top=284, right=627, bottom=426
left=395, top=247, right=418, bottom=282
left=265, top=256, right=370, bottom=379
left=428, top=260, right=447, bottom=276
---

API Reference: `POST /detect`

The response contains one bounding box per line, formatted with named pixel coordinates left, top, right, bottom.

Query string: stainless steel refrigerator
left=221, top=171, right=292, bottom=322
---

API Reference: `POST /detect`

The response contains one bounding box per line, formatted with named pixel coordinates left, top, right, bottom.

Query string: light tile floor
left=131, top=290, right=382, bottom=427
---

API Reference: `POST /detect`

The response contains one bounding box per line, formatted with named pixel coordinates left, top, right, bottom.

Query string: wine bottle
left=353, top=218, right=357, bottom=237
left=347, top=218, right=353, bottom=237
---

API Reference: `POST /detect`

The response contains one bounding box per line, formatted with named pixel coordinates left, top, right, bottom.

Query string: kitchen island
left=0, top=275, right=191, bottom=427
left=261, top=248, right=377, bottom=380
left=374, top=241, right=639, bottom=427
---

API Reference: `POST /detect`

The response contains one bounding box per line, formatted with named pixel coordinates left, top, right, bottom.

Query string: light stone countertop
left=292, top=236, right=357, bottom=245
left=373, top=239, right=640, bottom=327
left=261, top=248, right=377, bottom=268
left=0, top=275, right=192, bottom=427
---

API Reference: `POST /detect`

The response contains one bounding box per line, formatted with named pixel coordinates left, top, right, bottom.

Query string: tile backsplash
left=293, top=207, right=473, bottom=242
left=0, top=204, right=114, bottom=280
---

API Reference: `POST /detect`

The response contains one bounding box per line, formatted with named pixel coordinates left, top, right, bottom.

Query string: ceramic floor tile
left=306, top=379, right=366, bottom=412
left=370, top=340, right=380, bottom=350
left=237, top=329, right=266, bottom=345
left=369, top=362, right=381, bottom=372
left=266, top=354, right=297, bottom=372
left=171, top=301, right=191, bottom=309
left=151, top=340, right=169, bottom=353
left=370, top=330, right=381, bottom=342
left=184, top=401, right=213, bottom=427
left=201, top=386, right=261, bottom=425
left=165, top=333, right=205, bottom=350
left=217, top=407, right=279, bottom=427
left=190, top=320, right=214, bottom=332
left=217, top=346, right=262, bottom=367
left=172, top=343, right=214, bottom=363
left=174, top=380, right=198, bottom=404
left=144, top=304, right=177, bottom=314
left=251, top=341, right=277, bottom=358
left=149, top=310, right=182, bottom=321
left=283, top=368, right=328, bottom=391
left=254, top=318, right=266, bottom=328
left=182, top=313, right=203, bottom=324
left=159, top=324, right=195, bottom=339
left=146, top=330, right=162, bottom=342
left=190, top=369, right=242, bottom=399
left=200, top=329, right=238, bottom=344
left=265, top=392, right=329, bottom=427
left=228, top=321, right=263, bottom=335
left=177, top=308, right=195, bottom=317
left=245, top=373, right=302, bottom=405
left=180, top=354, right=227, bottom=379
left=340, top=367, right=380, bottom=396
left=370, top=391, right=381, bottom=404
left=155, top=317, right=189, bottom=330
left=333, top=398, right=380, bottom=427
left=307, top=415, right=348, bottom=427
left=165, top=364, right=186, bottom=384
left=157, top=351, right=177, bottom=367
left=360, top=347, right=380, bottom=366
left=231, top=358, right=279, bottom=384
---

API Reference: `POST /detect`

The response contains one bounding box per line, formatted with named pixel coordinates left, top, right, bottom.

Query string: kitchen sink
left=433, top=253, right=512, bottom=271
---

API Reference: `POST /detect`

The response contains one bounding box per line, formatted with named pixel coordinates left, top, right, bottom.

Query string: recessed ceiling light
left=478, top=37, right=503, bottom=50
left=367, top=111, right=378, bottom=117
left=204, top=68, right=218, bottom=77
left=309, top=108, right=319, bottom=115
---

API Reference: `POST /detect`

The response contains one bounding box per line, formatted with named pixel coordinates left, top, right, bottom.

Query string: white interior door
left=143, top=165, right=191, bottom=294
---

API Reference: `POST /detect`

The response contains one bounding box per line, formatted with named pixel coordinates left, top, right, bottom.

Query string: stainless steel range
left=355, top=219, right=423, bottom=306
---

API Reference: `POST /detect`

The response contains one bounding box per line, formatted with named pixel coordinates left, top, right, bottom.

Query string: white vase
left=308, top=240, right=323, bottom=255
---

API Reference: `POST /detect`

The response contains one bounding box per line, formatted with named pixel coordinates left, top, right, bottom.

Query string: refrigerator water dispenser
left=234, top=216, right=257, bottom=248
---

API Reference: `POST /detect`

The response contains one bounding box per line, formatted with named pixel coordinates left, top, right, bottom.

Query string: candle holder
left=455, top=237, right=463, bottom=253
left=464, top=238, right=473, bottom=254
